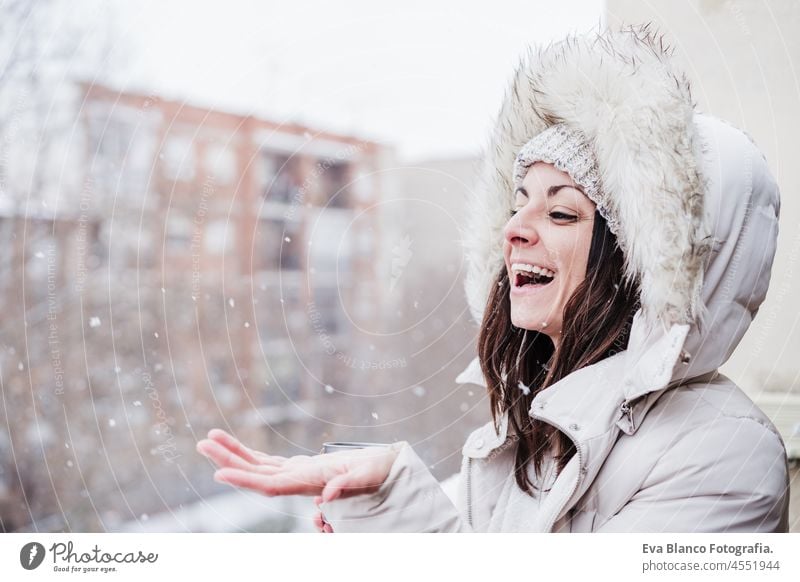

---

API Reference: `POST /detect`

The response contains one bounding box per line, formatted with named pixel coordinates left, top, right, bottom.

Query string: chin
left=510, top=303, right=561, bottom=335
left=510, top=311, right=544, bottom=332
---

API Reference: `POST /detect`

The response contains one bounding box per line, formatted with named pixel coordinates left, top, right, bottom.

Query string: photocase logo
left=20, top=542, right=46, bottom=570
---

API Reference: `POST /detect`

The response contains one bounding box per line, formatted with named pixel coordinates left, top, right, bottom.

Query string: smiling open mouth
left=514, top=271, right=555, bottom=287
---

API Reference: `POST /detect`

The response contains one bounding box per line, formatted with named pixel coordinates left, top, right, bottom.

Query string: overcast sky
left=90, top=0, right=604, bottom=160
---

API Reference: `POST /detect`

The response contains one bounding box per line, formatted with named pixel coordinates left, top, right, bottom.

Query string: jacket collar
left=456, top=317, right=717, bottom=455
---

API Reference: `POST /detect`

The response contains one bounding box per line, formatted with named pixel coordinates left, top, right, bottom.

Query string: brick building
left=0, top=82, right=392, bottom=531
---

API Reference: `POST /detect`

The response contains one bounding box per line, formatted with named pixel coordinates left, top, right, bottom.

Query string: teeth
left=511, top=263, right=555, bottom=278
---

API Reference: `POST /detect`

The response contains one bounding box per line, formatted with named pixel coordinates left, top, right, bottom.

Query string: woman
left=197, top=27, right=790, bottom=532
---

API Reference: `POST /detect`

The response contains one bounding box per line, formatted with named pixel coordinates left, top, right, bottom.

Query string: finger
left=206, top=429, right=262, bottom=464
left=313, top=512, right=324, bottom=531
left=323, top=523, right=333, bottom=533
left=207, top=429, right=286, bottom=466
left=196, top=439, right=255, bottom=471
left=313, top=495, right=323, bottom=508
left=214, top=468, right=322, bottom=497
left=198, top=443, right=283, bottom=476
left=321, top=467, right=380, bottom=502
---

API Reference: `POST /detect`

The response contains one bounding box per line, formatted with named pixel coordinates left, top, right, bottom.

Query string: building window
left=166, top=214, right=192, bottom=251
left=311, top=286, right=342, bottom=336
left=262, top=151, right=299, bottom=205
left=86, top=104, right=157, bottom=195
left=205, top=143, right=237, bottom=184
left=352, top=169, right=375, bottom=203
left=162, top=135, right=196, bottom=182
left=308, top=208, right=352, bottom=275
left=320, top=161, right=350, bottom=208
left=204, top=219, right=234, bottom=254
left=256, top=218, right=302, bottom=271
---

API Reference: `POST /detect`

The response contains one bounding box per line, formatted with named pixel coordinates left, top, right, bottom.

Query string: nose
left=504, top=210, right=539, bottom=249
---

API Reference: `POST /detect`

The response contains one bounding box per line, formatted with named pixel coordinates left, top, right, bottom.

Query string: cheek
left=557, top=234, right=592, bottom=286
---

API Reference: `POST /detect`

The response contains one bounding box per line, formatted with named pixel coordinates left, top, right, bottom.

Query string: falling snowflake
left=108, top=419, right=116, bottom=428
left=460, top=402, right=469, bottom=412
left=66, top=460, right=73, bottom=468
left=371, top=412, right=379, bottom=420
left=17, top=362, right=23, bottom=371
left=114, top=366, right=121, bottom=374
left=468, top=390, right=474, bottom=397
left=284, top=236, right=291, bottom=243
left=133, top=401, right=142, bottom=407
left=228, top=298, right=235, bottom=307
left=413, top=301, right=419, bottom=309
left=244, top=322, right=250, bottom=328
left=34, top=251, right=44, bottom=258
left=161, top=287, right=166, bottom=294
left=324, top=384, right=334, bottom=394
left=517, top=381, right=531, bottom=396
left=154, top=363, right=163, bottom=372
left=412, top=385, right=426, bottom=397
left=154, top=332, right=159, bottom=338
left=89, top=316, right=101, bottom=328
left=140, top=513, right=149, bottom=521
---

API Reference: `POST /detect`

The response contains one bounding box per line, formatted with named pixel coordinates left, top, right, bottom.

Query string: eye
left=549, top=211, right=577, bottom=222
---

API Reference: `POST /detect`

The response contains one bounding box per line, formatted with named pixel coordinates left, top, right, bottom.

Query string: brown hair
left=477, top=209, right=640, bottom=495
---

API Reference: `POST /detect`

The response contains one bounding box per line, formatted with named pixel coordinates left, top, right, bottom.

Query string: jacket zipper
left=466, top=457, right=473, bottom=530
left=537, top=402, right=631, bottom=530
left=529, top=413, right=584, bottom=532
left=620, top=401, right=634, bottom=431
left=544, top=401, right=636, bottom=530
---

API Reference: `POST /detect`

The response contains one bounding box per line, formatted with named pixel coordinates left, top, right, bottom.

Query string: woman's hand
left=196, top=429, right=400, bottom=503
left=313, top=496, right=333, bottom=533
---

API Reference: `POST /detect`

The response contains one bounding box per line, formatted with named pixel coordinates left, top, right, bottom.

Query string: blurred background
left=0, top=0, right=798, bottom=533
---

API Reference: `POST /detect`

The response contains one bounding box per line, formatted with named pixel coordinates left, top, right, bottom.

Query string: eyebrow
left=515, top=184, right=583, bottom=198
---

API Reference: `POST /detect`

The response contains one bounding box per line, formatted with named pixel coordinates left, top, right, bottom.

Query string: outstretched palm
left=196, top=429, right=398, bottom=503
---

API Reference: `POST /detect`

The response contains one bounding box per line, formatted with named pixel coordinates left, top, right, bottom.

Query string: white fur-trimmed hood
left=462, top=26, right=712, bottom=328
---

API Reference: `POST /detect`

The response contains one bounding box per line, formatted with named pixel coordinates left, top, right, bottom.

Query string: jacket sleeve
left=596, top=417, right=790, bottom=532
left=318, top=441, right=474, bottom=532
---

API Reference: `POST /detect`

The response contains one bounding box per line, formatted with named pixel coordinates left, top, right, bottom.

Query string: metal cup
left=317, top=441, right=391, bottom=529
left=320, top=441, right=390, bottom=454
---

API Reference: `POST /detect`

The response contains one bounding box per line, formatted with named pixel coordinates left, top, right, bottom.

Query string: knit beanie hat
left=513, top=123, right=621, bottom=247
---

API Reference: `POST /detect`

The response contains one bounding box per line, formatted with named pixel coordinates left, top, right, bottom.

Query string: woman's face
left=503, top=162, right=596, bottom=346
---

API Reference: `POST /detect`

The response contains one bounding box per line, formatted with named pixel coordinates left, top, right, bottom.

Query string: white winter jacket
left=320, top=31, right=790, bottom=533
